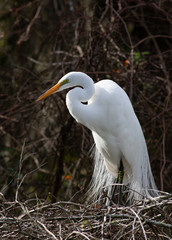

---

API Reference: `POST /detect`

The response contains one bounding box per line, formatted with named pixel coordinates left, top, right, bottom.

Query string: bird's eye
left=60, top=79, right=69, bottom=86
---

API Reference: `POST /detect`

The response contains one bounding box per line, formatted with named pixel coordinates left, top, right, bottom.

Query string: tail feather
left=87, top=148, right=114, bottom=202
left=128, top=140, right=158, bottom=201
left=88, top=144, right=158, bottom=203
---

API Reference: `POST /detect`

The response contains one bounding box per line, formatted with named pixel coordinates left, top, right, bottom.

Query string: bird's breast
left=92, top=131, right=121, bottom=177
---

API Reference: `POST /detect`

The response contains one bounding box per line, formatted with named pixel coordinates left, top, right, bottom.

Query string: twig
left=130, top=208, right=147, bottom=240
left=65, top=230, right=91, bottom=240
left=17, top=1, right=45, bottom=44
left=15, top=139, right=26, bottom=202
left=37, top=220, right=58, bottom=240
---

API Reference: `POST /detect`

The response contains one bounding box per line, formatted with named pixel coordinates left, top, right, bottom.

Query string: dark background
left=0, top=0, right=171, bottom=202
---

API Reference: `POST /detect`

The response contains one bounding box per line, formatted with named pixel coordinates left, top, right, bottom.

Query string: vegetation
left=0, top=0, right=171, bottom=239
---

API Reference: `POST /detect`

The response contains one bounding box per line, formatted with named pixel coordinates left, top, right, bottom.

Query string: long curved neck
left=66, top=74, right=95, bottom=126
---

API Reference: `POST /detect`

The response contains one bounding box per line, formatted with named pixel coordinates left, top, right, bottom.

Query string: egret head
left=36, top=77, right=70, bottom=102
left=36, top=72, right=93, bottom=102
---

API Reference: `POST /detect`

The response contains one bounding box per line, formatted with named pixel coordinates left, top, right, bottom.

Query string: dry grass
left=0, top=193, right=171, bottom=240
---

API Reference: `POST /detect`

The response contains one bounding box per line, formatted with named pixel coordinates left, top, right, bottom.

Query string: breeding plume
left=37, top=72, right=158, bottom=203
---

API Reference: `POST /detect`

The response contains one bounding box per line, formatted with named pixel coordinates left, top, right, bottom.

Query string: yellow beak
left=36, top=82, right=61, bottom=102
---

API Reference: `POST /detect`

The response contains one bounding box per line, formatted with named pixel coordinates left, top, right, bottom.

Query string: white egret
left=37, top=72, right=158, bottom=203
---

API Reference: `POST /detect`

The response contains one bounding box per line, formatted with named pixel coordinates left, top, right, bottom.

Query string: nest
left=0, top=193, right=172, bottom=239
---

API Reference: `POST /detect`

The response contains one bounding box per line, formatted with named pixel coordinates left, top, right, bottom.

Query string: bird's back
left=88, top=79, right=158, bottom=201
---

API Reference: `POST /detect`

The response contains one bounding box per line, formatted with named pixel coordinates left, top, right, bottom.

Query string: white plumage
left=37, top=71, right=158, bottom=202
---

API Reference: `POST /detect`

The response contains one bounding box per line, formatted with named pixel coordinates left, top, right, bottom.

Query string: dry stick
left=65, top=231, right=91, bottom=240
left=1, top=212, right=172, bottom=229
left=37, top=220, right=58, bottom=240
left=15, top=164, right=47, bottom=213
left=130, top=208, right=147, bottom=240
left=133, top=35, right=172, bottom=49
left=132, top=210, right=137, bottom=240
left=101, top=220, right=105, bottom=240
left=65, top=158, right=82, bottom=198
left=15, top=139, right=26, bottom=202
left=58, top=224, right=63, bottom=240
left=17, top=1, right=44, bottom=44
